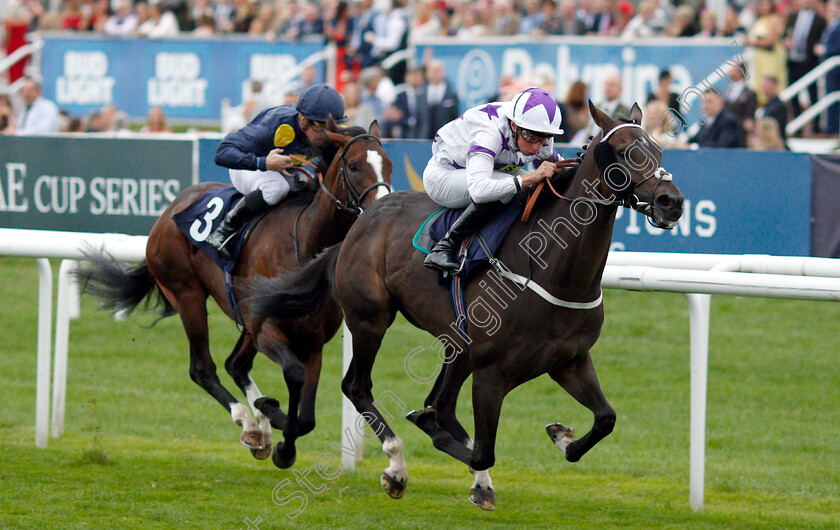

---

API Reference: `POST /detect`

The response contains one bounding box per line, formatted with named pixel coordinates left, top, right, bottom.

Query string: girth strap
left=475, top=235, right=603, bottom=310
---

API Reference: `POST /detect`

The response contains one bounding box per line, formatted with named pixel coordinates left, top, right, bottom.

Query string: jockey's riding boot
left=206, top=190, right=271, bottom=260
left=424, top=200, right=505, bottom=273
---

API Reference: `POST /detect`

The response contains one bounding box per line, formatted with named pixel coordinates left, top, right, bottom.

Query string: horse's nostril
left=655, top=194, right=675, bottom=209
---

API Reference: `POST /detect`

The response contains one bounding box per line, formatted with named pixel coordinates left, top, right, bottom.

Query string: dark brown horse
left=247, top=102, right=684, bottom=507
left=77, top=120, right=391, bottom=468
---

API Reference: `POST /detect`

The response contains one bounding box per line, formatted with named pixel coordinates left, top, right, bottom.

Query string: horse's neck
left=298, top=189, right=352, bottom=256
left=534, top=152, right=617, bottom=301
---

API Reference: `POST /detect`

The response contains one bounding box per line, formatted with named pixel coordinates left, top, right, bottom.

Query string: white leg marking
left=471, top=468, right=494, bottom=492
left=465, top=438, right=474, bottom=450
left=230, top=402, right=258, bottom=432
left=244, top=378, right=271, bottom=444
left=367, top=150, right=390, bottom=200
left=382, top=437, right=408, bottom=483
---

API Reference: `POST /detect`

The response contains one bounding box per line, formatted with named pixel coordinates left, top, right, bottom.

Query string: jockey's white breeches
left=423, top=159, right=519, bottom=208
left=229, top=169, right=292, bottom=205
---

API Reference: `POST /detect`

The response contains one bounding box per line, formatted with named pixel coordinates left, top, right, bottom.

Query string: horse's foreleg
left=225, top=331, right=272, bottom=459
left=296, top=351, right=322, bottom=437
left=548, top=352, right=616, bottom=463
left=467, top=367, right=506, bottom=511
left=343, top=320, right=407, bottom=499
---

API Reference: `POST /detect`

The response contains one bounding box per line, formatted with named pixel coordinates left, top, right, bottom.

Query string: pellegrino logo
left=56, top=51, right=115, bottom=106
left=148, top=52, right=208, bottom=108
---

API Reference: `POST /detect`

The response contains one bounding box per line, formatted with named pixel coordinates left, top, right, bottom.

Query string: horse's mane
left=287, top=124, right=373, bottom=207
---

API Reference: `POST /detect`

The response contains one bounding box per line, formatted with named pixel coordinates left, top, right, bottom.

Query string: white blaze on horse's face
left=366, top=149, right=389, bottom=200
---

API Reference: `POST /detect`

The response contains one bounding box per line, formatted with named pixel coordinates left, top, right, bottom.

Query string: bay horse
left=76, top=119, right=391, bottom=469
left=247, top=101, right=684, bottom=507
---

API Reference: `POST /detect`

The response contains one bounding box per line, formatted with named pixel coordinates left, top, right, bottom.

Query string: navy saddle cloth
left=172, top=187, right=262, bottom=273
left=423, top=193, right=527, bottom=287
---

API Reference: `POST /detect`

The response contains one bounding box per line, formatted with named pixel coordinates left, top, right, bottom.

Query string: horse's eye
left=616, top=149, right=626, bottom=158
left=348, top=162, right=358, bottom=171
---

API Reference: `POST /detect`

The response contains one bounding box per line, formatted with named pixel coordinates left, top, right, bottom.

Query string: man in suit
left=689, top=89, right=744, bottom=148
left=383, top=66, right=430, bottom=138
left=424, top=59, right=459, bottom=139
left=722, top=62, right=758, bottom=134
left=760, top=76, right=789, bottom=140
left=785, top=0, right=826, bottom=128
left=818, top=0, right=840, bottom=134
left=600, top=71, right=631, bottom=119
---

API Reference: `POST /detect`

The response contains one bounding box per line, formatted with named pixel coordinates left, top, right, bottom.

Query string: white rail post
left=51, top=260, right=76, bottom=438
left=341, top=322, right=364, bottom=470
left=35, top=258, right=53, bottom=449
left=684, top=292, right=711, bottom=512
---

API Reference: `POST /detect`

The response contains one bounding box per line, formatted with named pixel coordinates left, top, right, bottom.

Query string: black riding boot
left=206, top=190, right=271, bottom=260
left=424, top=201, right=506, bottom=272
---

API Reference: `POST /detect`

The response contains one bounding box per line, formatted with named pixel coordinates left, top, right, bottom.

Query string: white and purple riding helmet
left=505, top=87, right=564, bottom=136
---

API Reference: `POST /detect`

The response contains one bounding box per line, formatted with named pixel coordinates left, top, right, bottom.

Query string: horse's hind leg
left=172, top=287, right=261, bottom=446
left=547, top=351, right=616, bottom=463
left=225, top=331, right=273, bottom=460
left=343, top=306, right=407, bottom=499
left=466, top=366, right=506, bottom=511
left=296, top=350, right=322, bottom=437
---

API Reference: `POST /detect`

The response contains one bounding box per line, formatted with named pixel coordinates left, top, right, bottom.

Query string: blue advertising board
left=415, top=37, right=742, bottom=123
left=198, top=137, right=811, bottom=256
left=40, top=35, right=326, bottom=121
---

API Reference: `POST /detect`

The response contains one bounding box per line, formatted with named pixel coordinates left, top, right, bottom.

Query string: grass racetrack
left=1, top=256, right=838, bottom=528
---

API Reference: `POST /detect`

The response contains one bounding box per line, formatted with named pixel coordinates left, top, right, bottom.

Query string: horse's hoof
left=271, top=442, right=297, bottom=469
left=545, top=423, right=576, bottom=456
left=380, top=472, right=407, bottom=499
left=240, top=430, right=265, bottom=451
left=250, top=443, right=272, bottom=460
left=469, top=486, right=496, bottom=511
left=405, top=406, right=435, bottom=424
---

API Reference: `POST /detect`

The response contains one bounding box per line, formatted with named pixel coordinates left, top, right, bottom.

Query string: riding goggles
left=518, top=127, right=553, bottom=143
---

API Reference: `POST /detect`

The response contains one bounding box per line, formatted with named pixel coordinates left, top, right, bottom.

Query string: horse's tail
left=75, top=248, right=175, bottom=321
left=246, top=243, right=342, bottom=322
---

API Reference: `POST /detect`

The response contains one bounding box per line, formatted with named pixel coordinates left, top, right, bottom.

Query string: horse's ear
left=629, top=102, right=643, bottom=124
left=368, top=120, right=381, bottom=139
left=324, top=131, right=350, bottom=146
left=326, top=114, right=338, bottom=132
left=588, top=99, right=614, bottom=132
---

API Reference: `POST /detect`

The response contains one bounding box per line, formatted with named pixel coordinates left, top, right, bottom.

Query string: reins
left=317, top=133, right=392, bottom=217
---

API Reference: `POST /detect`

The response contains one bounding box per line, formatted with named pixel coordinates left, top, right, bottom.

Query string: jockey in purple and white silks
left=423, top=86, right=571, bottom=272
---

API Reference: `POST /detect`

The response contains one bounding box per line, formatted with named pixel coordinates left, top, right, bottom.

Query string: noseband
left=318, top=133, right=392, bottom=216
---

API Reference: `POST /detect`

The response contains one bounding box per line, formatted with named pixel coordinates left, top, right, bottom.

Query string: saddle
left=172, top=187, right=269, bottom=273
left=413, top=192, right=527, bottom=288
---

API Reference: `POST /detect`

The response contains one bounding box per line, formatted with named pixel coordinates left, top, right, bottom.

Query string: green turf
left=1, top=256, right=838, bottom=529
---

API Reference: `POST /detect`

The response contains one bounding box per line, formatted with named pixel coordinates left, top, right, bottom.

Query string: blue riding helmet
left=296, top=84, right=348, bottom=123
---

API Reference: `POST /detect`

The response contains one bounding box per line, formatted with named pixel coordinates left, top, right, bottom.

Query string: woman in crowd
left=748, top=0, right=787, bottom=104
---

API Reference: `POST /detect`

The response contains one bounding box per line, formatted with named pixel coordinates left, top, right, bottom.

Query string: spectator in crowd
left=647, top=69, right=688, bottom=130
left=719, top=5, right=747, bottom=37
left=359, top=66, right=387, bottom=122
left=696, top=9, right=718, bottom=37
left=643, top=99, right=688, bottom=148
left=231, top=0, right=255, bottom=33
left=425, top=58, right=459, bottom=139
left=324, top=1, right=355, bottom=91
left=665, top=5, right=698, bottom=37
left=749, top=116, right=788, bottom=149
left=520, top=0, right=546, bottom=35
left=817, top=0, right=840, bottom=135
left=383, top=65, right=429, bottom=138
left=342, top=81, right=378, bottom=129
left=287, top=2, right=324, bottom=39
left=589, top=0, right=616, bottom=34
left=549, top=0, right=586, bottom=35
left=60, top=0, right=87, bottom=31
left=786, top=0, right=826, bottom=133
left=248, top=2, right=276, bottom=38
left=0, top=94, right=17, bottom=135
left=88, top=0, right=111, bottom=32
left=721, top=62, right=758, bottom=135
left=458, top=5, right=491, bottom=39
left=104, top=0, right=138, bottom=36
left=411, top=0, right=442, bottom=39
left=599, top=70, right=631, bottom=119
left=192, top=14, right=216, bottom=36
left=563, top=80, right=590, bottom=141
left=758, top=75, right=789, bottom=139
left=372, top=0, right=411, bottom=83
left=187, top=0, right=215, bottom=31
left=622, top=0, right=660, bottom=39
left=609, top=1, right=634, bottom=36
left=348, top=0, right=385, bottom=70
left=141, top=106, right=173, bottom=133
left=137, top=2, right=180, bottom=38
left=213, top=0, right=234, bottom=33
left=492, top=0, right=522, bottom=36
left=689, top=89, right=744, bottom=147
left=16, top=77, right=60, bottom=135
left=749, top=0, right=788, bottom=104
